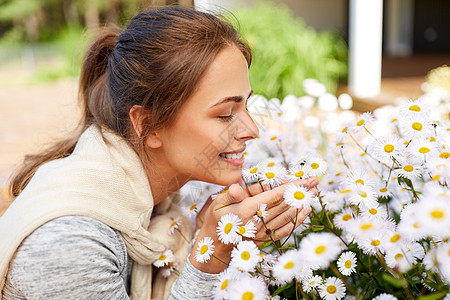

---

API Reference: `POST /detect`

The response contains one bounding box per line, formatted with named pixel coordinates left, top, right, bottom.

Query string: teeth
left=219, top=152, right=244, bottom=159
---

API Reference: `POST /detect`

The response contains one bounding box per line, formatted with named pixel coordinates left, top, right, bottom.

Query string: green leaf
left=418, top=291, right=448, bottom=300
left=381, top=273, right=408, bottom=288
left=272, top=281, right=294, bottom=296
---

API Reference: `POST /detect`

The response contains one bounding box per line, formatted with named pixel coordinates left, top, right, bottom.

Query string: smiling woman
left=0, top=6, right=317, bottom=300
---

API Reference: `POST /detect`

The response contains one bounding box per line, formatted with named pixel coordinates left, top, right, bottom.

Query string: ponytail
left=9, top=27, right=121, bottom=198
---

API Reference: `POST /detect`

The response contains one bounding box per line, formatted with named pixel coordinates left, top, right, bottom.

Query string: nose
left=235, top=110, right=259, bottom=142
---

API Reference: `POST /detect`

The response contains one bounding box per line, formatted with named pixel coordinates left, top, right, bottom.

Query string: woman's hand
left=189, top=177, right=319, bottom=273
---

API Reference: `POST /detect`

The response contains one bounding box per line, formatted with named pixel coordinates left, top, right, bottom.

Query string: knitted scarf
left=0, top=125, right=192, bottom=299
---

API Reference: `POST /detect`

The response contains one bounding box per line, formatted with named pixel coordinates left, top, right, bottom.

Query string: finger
left=216, top=184, right=246, bottom=206
left=284, top=176, right=319, bottom=190
left=265, top=206, right=301, bottom=230
left=264, top=201, right=293, bottom=223
left=270, top=206, right=312, bottom=240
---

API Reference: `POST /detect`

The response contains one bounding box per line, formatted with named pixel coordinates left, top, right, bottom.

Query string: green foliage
left=230, top=1, right=348, bottom=100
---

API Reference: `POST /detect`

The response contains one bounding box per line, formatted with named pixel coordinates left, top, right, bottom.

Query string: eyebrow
left=210, top=90, right=254, bottom=108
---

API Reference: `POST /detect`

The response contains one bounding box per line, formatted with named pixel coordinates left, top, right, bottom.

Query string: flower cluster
left=173, top=75, right=450, bottom=299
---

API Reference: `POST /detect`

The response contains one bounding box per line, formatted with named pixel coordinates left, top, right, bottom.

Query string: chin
left=209, top=169, right=243, bottom=187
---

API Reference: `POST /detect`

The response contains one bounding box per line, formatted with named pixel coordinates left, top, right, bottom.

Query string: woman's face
left=157, top=44, right=259, bottom=187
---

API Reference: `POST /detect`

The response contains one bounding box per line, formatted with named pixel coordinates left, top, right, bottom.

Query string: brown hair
left=10, top=6, right=252, bottom=197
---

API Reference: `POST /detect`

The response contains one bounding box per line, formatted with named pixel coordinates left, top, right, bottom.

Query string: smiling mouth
left=219, top=152, right=244, bottom=159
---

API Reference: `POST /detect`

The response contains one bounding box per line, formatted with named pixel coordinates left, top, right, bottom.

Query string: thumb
left=219, top=184, right=245, bottom=206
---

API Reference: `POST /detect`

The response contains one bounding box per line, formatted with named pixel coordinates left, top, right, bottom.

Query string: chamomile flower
left=283, top=184, right=315, bottom=209
left=153, top=249, right=175, bottom=268
left=302, top=275, right=323, bottom=293
left=372, top=293, right=398, bottom=300
left=347, top=216, right=382, bottom=238
left=341, top=167, right=376, bottom=189
left=385, top=243, right=420, bottom=272
left=194, top=237, right=215, bottom=263
left=369, top=135, right=406, bottom=164
left=258, top=157, right=284, bottom=169
left=414, top=198, right=450, bottom=237
left=258, top=166, right=286, bottom=187
left=305, top=156, right=327, bottom=176
left=337, top=251, right=357, bottom=276
left=213, top=268, right=239, bottom=300
left=298, top=232, right=343, bottom=270
left=227, top=276, right=268, bottom=300
left=376, top=183, right=393, bottom=199
left=399, top=98, right=431, bottom=118
left=349, top=112, right=375, bottom=133
left=394, top=163, right=422, bottom=180
left=236, top=220, right=257, bottom=242
left=241, top=165, right=260, bottom=183
left=230, top=241, right=261, bottom=272
left=217, top=213, right=242, bottom=245
left=357, top=234, right=386, bottom=255
left=382, top=231, right=405, bottom=250
left=168, top=216, right=182, bottom=235
left=318, top=276, right=346, bottom=300
left=348, top=185, right=378, bottom=208
left=407, top=137, right=440, bottom=164
left=360, top=203, right=388, bottom=220
left=253, top=203, right=268, bottom=223
left=286, top=164, right=311, bottom=181
left=400, top=114, right=433, bottom=137
left=272, top=250, right=302, bottom=283
left=334, top=208, right=355, bottom=230
left=321, top=191, right=345, bottom=212
left=160, top=261, right=179, bottom=278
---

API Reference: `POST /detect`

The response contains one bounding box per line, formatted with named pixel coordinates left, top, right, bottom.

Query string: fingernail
left=302, top=207, right=312, bottom=216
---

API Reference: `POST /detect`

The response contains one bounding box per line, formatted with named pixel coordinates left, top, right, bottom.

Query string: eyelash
left=218, top=114, right=235, bottom=122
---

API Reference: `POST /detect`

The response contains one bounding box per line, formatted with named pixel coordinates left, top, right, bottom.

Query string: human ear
left=129, top=105, right=162, bottom=149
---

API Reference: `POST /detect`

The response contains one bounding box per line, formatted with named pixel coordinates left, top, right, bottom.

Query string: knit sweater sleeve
left=3, top=216, right=131, bottom=300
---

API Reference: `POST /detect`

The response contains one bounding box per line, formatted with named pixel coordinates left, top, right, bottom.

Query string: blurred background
left=1, top=0, right=449, bottom=212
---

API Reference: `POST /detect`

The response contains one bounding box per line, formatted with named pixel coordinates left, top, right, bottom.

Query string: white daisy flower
left=382, top=230, right=406, bottom=250
left=168, top=216, right=182, bottom=235
left=230, top=241, right=261, bottom=272
left=385, top=243, right=423, bottom=273
left=253, top=203, right=268, bottom=223
left=298, top=232, right=343, bottom=270
left=360, top=203, right=388, bottom=220
left=213, top=268, right=240, bottom=300
left=153, top=249, right=175, bottom=268
left=294, top=262, right=314, bottom=282
left=399, top=98, right=431, bottom=118
left=302, top=275, right=323, bottom=293
left=286, top=164, right=312, bottom=181
left=283, top=184, right=315, bottom=209
left=258, top=166, right=287, bottom=187
left=394, top=163, right=422, bottom=180
left=321, top=191, right=345, bottom=212
left=318, top=276, right=346, bottom=300
left=376, top=183, right=393, bottom=199
left=357, top=234, right=386, bottom=255
left=194, top=236, right=215, bottom=263
left=216, top=213, right=242, bottom=245
left=241, top=165, right=260, bottom=183
left=414, top=197, right=450, bottom=238
left=349, top=112, right=375, bottom=133
left=227, top=275, right=269, bottom=300
left=305, top=155, right=327, bottom=176
left=407, top=137, right=440, bottom=164
left=400, top=114, right=433, bottom=137
left=346, top=216, right=382, bottom=238
left=369, top=135, right=406, bottom=164
left=348, top=185, right=378, bottom=208
left=340, top=167, right=376, bottom=189
left=258, top=157, right=284, bottom=169
left=337, top=251, right=357, bottom=276
left=160, top=261, right=179, bottom=278
left=372, top=293, right=398, bottom=300
left=334, top=208, right=355, bottom=230
left=236, top=220, right=257, bottom=242
left=272, top=249, right=302, bottom=283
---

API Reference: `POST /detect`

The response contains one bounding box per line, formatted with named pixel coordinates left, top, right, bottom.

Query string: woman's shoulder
left=5, top=215, right=131, bottom=299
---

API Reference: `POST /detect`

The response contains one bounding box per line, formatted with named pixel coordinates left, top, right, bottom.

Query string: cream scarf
left=0, top=125, right=192, bottom=300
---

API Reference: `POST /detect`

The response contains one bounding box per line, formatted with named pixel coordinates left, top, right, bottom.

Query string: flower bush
left=159, top=68, right=450, bottom=299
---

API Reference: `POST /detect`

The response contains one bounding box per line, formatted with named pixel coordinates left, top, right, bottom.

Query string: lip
left=219, top=146, right=246, bottom=166
left=220, top=146, right=246, bottom=154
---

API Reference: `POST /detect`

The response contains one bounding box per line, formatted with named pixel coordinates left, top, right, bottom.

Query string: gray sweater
left=2, top=216, right=218, bottom=299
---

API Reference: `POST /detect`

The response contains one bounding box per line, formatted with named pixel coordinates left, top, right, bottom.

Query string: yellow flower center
left=390, top=234, right=400, bottom=243
left=270, top=136, right=278, bottom=141
left=360, top=223, right=373, bottom=230
left=380, top=188, right=388, bottom=193
left=419, top=147, right=430, bottom=154
left=412, top=122, right=423, bottom=131
left=257, top=210, right=262, bottom=217
left=360, top=152, right=367, bottom=157
left=220, top=279, right=229, bottom=290
left=189, top=204, right=197, bottom=211
left=431, top=210, right=444, bottom=219
left=238, top=226, right=246, bottom=235
left=369, top=208, right=378, bottom=215
left=358, top=191, right=367, bottom=198
left=242, top=291, right=254, bottom=300
left=336, top=142, right=344, bottom=146
left=344, top=260, right=352, bottom=268
left=249, top=167, right=258, bottom=174
left=357, top=120, right=365, bottom=126
left=294, top=191, right=305, bottom=200
left=295, top=171, right=305, bottom=177
left=342, top=126, right=348, bottom=133
left=265, top=172, right=275, bottom=179
left=284, top=262, right=294, bottom=269
left=384, top=144, right=395, bottom=153
left=395, top=253, right=404, bottom=261
left=159, top=255, right=167, bottom=261
left=391, top=118, right=398, bottom=123
left=429, top=136, right=436, bottom=142
left=327, top=285, right=337, bottom=294
left=413, top=222, right=421, bottom=228
left=328, top=181, right=334, bottom=185
left=409, top=105, right=421, bottom=112
left=355, top=179, right=365, bottom=185
left=403, top=165, right=414, bottom=172
left=342, top=214, right=352, bottom=221
left=267, top=162, right=275, bottom=167
left=200, top=245, right=208, bottom=255
left=170, top=221, right=177, bottom=228
left=241, top=251, right=250, bottom=261
left=431, top=174, right=441, bottom=181
left=440, top=152, right=450, bottom=159
left=311, top=163, right=319, bottom=169
left=371, top=240, right=381, bottom=246
left=224, top=223, right=233, bottom=234
left=340, top=189, right=351, bottom=194
left=315, top=245, right=326, bottom=254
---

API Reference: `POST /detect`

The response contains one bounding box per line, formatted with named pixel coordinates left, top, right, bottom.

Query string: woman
left=0, top=6, right=318, bottom=300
